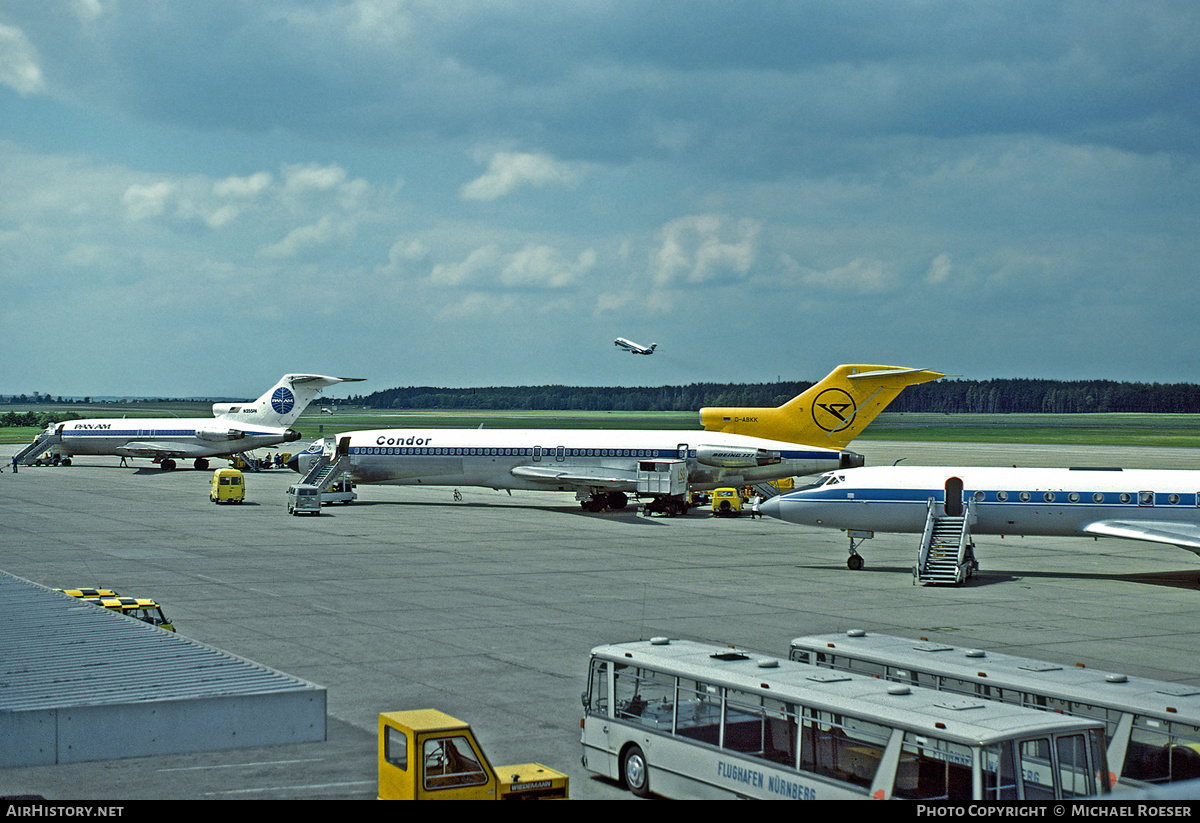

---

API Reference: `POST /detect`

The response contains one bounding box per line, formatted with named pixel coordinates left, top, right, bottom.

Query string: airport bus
left=580, top=638, right=1111, bottom=800
left=788, top=631, right=1200, bottom=789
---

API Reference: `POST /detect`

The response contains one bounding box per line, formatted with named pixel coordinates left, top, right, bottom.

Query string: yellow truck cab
left=711, top=487, right=742, bottom=516
left=378, top=709, right=569, bottom=800
left=210, top=468, right=246, bottom=503
left=82, top=596, right=176, bottom=632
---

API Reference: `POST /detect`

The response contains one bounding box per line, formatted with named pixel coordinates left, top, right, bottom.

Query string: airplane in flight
left=614, top=338, right=656, bottom=355
left=760, top=464, right=1200, bottom=570
left=288, top=364, right=942, bottom=512
left=13, top=374, right=361, bottom=471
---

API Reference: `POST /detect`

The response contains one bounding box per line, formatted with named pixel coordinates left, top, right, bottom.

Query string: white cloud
left=0, top=24, right=44, bottom=95
left=926, top=253, right=953, bottom=285
left=651, top=215, right=760, bottom=287
left=259, top=214, right=356, bottom=259
left=460, top=151, right=584, bottom=201
left=214, top=172, right=273, bottom=198
left=122, top=181, right=175, bottom=221
left=501, top=245, right=595, bottom=289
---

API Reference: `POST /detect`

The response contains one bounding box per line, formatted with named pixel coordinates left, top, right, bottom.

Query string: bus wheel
left=622, top=744, right=650, bottom=798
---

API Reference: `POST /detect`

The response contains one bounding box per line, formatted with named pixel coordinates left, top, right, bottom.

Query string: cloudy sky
left=2, top=1, right=1198, bottom=399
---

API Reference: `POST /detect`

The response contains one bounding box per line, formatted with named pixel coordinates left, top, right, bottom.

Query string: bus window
left=613, top=665, right=674, bottom=731
left=981, top=739, right=1019, bottom=801
left=1057, top=733, right=1097, bottom=797
left=675, top=679, right=721, bottom=744
left=801, top=709, right=890, bottom=788
left=892, top=733, right=976, bottom=800
left=1019, top=738, right=1055, bottom=801
left=586, top=658, right=608, bottom=715
left=1124, top=719, right=1200, bottom=783
left=722, top=690, right=797, bottom=766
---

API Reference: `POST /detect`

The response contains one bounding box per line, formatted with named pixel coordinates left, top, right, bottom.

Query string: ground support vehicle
left=637, top=459, right=691, bottom=516
left=581, top=638, right=1110, bottom=800
left=81, top=596, right=175, bottom=632
left=711, top=488, right=742, bottom=516
left=210, top=468, right=246, bottom=503
left=321, top=475, right=357, bottom=505
left=287, top=483, right=322, bottom=515
left=788, top=630, right=1200, bottom=789
left=378, top=709, right=569, bottom=800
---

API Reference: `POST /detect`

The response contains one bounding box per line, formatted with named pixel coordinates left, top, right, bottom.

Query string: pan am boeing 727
left=762, top=464, right=1200, bottom=574
left=13, top=374, right=360, bottom=470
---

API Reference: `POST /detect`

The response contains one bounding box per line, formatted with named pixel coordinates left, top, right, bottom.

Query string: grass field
left=2, top=405, right=1199, bottom=448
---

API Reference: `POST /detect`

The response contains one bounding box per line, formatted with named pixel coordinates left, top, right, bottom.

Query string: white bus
left=580, top=638, right=1110, bottom=800
left=788, top=631, right=1200, bottom=790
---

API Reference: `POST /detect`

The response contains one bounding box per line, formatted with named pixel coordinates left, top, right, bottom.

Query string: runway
left=2, top=440, right=1198, bottom=800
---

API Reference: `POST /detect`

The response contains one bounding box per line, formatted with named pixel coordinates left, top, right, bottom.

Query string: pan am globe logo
left=812, top=388, right=857, bottom=432
left=271, top=387, right=295, bottom=415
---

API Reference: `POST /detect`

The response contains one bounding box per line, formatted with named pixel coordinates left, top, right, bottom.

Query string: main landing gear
left=580, top=492, right=629, bottom=512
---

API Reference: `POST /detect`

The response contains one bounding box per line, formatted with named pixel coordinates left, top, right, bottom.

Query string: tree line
left=348, top=378, right=1200, bottom=414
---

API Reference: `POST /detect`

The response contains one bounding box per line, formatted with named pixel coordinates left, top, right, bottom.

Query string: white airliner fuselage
left=762, top=465, right=1200, bottom=555
left=295, top=428, right=863, bottom=508
left=614, top=338, right=656, bottom=355
left=19, top=374, right=357, bottom=470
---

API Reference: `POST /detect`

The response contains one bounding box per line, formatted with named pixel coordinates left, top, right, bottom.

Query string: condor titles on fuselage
left=17, top=374, right=359, bottom=470
left=291, top=364, right=941, bottom=510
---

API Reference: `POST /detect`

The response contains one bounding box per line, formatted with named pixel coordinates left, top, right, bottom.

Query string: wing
left=1082, top=520, right=1200, bottom=555
left=510, top=464, right=638, bottom=489
left=116, top=441, right=214, bottom=459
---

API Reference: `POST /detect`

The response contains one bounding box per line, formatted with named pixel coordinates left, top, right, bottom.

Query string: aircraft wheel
left=621, top=744, right=651, bottom=798
left=847, top=554, right=864, bottom=571
left=607, top=492, right=628, bottom=510
left=61, top=458, right=71, bottom=466
left=161, top=459, right=177, bottom=471
left=194, top=458, right=209, bottom=470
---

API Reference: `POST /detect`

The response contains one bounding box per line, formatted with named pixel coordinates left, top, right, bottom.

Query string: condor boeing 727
left=13, top=374, right=360, bottom=470
left=762, top=464, right=1200, bottom=573
left=290, top=365, right=942, bottom=511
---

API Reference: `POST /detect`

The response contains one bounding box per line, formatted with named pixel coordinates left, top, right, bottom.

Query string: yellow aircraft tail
left=698, top=364, right=943, bottom=449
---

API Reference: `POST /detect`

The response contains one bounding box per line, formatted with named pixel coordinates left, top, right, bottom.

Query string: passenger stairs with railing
left=12, top=431, right=63, bottom=466
left=914, top=498, right=978, bottom=585
left=300, top=450, right=352, bottom=493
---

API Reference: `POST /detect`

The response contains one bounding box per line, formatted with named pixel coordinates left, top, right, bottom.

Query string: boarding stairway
left=12, top=431, right=62, bottom=466
left=914, top=498, right=978, bottom=585
left=749, top=481, right=784, bottom=499
left=300, top=450, right=351, bottom=493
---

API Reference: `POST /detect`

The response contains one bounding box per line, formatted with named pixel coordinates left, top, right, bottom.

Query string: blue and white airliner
left=762, top=464, right=1200, bottom=566
left=15, top=374, right=359, bottom=470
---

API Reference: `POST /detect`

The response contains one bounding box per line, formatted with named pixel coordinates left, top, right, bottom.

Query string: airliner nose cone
left=760, top=496, right=782, bottom=520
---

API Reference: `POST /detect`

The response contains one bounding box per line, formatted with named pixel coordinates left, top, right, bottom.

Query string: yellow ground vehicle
left=711, top=487, right=742, bottom=516
left=210, top=468, right=246, bottom=503
left=55, top=587, right=118, bottom=599
left=377, top=709, right=569, bottom=800
left=82, top=596, right=176, bottom=632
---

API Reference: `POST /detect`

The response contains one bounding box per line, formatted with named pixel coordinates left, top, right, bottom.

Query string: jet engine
left=195, top=426, right=247, bottom=442
left=696, top=445, right=781, bottom=468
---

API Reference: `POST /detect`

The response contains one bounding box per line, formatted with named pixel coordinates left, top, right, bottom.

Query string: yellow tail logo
left=699, top=364, right=943, bottom=448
